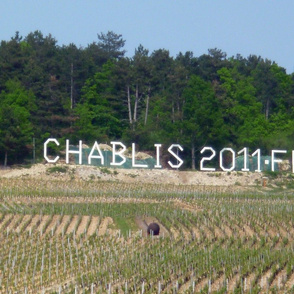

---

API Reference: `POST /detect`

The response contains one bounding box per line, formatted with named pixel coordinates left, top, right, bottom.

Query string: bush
left=46, top=166, right=68, bottom=174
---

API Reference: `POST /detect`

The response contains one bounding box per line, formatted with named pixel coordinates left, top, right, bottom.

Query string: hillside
left=0, top=163, right=283, bottom=189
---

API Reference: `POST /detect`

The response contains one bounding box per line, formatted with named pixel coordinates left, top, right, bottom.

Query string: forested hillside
left=1, top=30, right=294, bottom=168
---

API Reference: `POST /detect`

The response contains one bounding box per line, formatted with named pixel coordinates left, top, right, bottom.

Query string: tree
left=74, top=61, right=124, bottom=142
left=196, top=48, right=230, bottom=81
left=97, top=31, right=126, bottom=60
left=217, top=66, right=267, bottom=147
left=0, top=80, right=36, bottom=165
left=182, top=75, right=224, bottom=169
left=0, top=32, right=26, bottom=90
left=131, top=45, right=152, bottom=127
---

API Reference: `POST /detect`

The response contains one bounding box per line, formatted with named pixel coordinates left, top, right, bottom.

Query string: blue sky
left=1, top=1, right=294, bottom=73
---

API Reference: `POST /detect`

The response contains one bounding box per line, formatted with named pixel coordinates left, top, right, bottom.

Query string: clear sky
left=1, top=1, right=294, bottom=73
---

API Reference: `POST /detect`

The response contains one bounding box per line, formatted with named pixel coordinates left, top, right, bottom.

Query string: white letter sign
left=132, top=143, right=148, bottom=168
left=66, top=140, right=82, bottom=164
left=154, top=144, right=162, bottom=168
left=200, top=147, right=216, bottom=171
left=220, top=148, right=235, bottom=172
left=88, top=141, right=104, bottom=165
left=44, top=138, right=60, bottom=163
left=110, top=141, right=126, bottom=166
left=271, top=150, right=286, bottom=171
left=167, top=144, right=184, bottom=168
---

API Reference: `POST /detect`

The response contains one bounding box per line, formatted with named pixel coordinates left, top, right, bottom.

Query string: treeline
left=1, top=30, right=294, bottom=168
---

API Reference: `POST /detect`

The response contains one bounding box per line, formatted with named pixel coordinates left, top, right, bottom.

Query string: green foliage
left=0, top=30, right=294, bottom=166
left=100, top=167, right=112, bottom=174
left=46, top=166, right=68, bottom=174
left=0, top=79, right=36, bottom=164
left=262, top=170, right=279, bottom=179
left=74, top=61, right=124, bottom=142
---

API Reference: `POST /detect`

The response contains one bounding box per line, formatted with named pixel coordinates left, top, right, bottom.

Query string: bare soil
left=0, top=163, right=267, bottom=188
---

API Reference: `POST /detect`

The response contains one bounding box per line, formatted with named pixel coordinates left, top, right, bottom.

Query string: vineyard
left=0, top=170, right=294, bottom=293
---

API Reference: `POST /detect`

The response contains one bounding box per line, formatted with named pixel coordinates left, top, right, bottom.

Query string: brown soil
left=222, top=224, right=233, bottom=238
left=44, top=215, right=61, bottom=235
left=193, top=277, right=209, bottom=293
left=213, top=225, right=224, bottom=239
left=259, top=269, right=272, bottom=292
left=87, top=216, right=99, bottom=236
left=6, top=214, right=21, bottom=231
left=25, top=215, right=40, bottom=232
left=243, top=224, right=255, bottom=237
left=244, top=273, right=256, bottom=292
left=76, top=215, right=90, bottom=235
left=66, top=215, right=79, bottom=234
left=172, top=200, right=202, bottom=213
left=38, top=215, right=50, bottom=234
left=15, top=214, right=31, bottom=233
left=285, top=270, right=294, bottom=289
left=271, top=268, right=287, bottom=290
left=228, top=274, right=240, bottom=293
left=0, top=214, right=12, bottom=230
left=211, top=274, right=225, bottom=292
left=98, top=217, right=113, bottom=236
left=55, top=215, right=70, bottom=235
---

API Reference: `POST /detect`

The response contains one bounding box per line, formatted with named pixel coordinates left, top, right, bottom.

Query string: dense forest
left=1, top=30, right=294, bottom=168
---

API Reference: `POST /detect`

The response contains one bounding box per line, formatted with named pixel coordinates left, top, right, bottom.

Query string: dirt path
left=66, top=215, right=79, bottom=234
left=44, top=215, right=61, bottom=235
left=222, top=223, right=233, bottom=238
left=55, top=215, right=70, bottom=235
left=201, top=224, right=214, bottom=240
left=271, top=268, right=287, bottom=290
left=25, top=214, right=40, bottom=232
left=213, top=225, right=224, bottom=239
left=15, top=214, right=31, bottom=233
left=87, top=216, right=99, bottom=236
left=76, top=215, right=90, bottom=235
left=172, top=200, right=202, bottom=213
left=285, top=270, right=294, bottom=289
left=228, top=273, right=240, bottom=293
left=211, top=274, right=225, bottom=292
left=259, top=269, right=272, bottom=292
left=243, top=224, right=255, bottom=237
left=0, top=214, right=13, bottom=231
left=193, top=277, right=209, bottom=293
left=244, top=273, right=256, bottom=292
left=37, top=215, right=50, bottom=234
left=98, top=217, right=113, bottom=236
left=135, top=216, right=148, bottom=237
left=6, top=214, right=21, bottom=231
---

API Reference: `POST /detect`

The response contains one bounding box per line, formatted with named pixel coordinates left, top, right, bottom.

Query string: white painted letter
left=132, top=143, right=148, bottom=168
left=271, top=150, right=286, bottom=172
left=252, top=149, right=261, bottom=172
left=154, top=144, right=162, bottom=168
left=200, top=147, right=216, bottom=171
left=66, top=140, right=82, bottom=164
left=44, top=138, right=60, bottom=163
left=292, top=150, right=294, bottom=173
left=237, top=147, right=250, bottom=171
left=167, top=144, right=184, bottom=169
left=220, top=148, right=235, bottom=172
left=88, top=141, right=104, bottom=165
left=110, top=141, right=126, bottom=166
